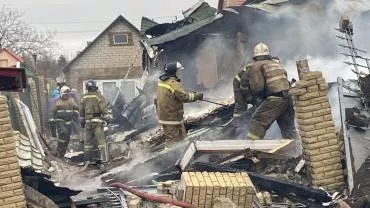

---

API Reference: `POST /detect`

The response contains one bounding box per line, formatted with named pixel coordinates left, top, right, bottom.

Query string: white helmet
left=60, top=86, right=71, bottom=95
left=253, top=42, right=269, bottom=58
left=56, top=74, right=66, bottom=84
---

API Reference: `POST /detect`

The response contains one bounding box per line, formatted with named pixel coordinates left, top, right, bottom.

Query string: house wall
left=66, top=21, right=142, bottom=94
left=0, top=51, right=19, bottom=67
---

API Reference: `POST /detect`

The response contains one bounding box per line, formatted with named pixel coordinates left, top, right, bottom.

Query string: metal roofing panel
left=141, top=17, right=159, bottom=35
left=146, top=13, right=222, bottom=46
left=15, top=132, right=45, bottom=171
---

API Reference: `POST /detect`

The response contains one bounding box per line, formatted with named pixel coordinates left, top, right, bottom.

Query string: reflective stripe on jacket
left=50, top=97, right=79, bottom=123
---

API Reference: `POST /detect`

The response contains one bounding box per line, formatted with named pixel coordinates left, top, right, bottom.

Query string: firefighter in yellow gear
left=80, top=79, right=110, bottom=163
left=156, top=62, right=203, bottom=146
left=49, top=86, right=79, bottom=158
left=247, top=42, right=298, bottom=140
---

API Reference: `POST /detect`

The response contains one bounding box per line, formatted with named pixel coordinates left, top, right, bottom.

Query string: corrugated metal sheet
left=146, top=14, right=223, bottom=46
left=15, top=132, right=45, bottom=172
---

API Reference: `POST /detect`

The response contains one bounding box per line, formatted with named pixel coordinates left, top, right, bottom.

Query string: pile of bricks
left=0, top=96, right=26, bottom=207
left=289, top=71, right=345, bottom=191
left=181, top=172, right=255, bottom=208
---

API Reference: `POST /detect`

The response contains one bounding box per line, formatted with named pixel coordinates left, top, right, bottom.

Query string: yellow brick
left=319, top=90, right=328, bottom=97
left=326, top=182, right=345, bottom=191
left=308, top=152, right=333, bottom=162
left=328, top=138, right=339, bottom=145
left=0, top=164, right=9, bottom=172
left=301, top=136, right=318, bottom=144
left=306, top=85, right=319, bottom=92
left=316, top=77, right=326, bottom=84
left=0, top=177, right=11, bottom=186
left=0, top=143, right=16, bottom=152
left=301, top=71, right=323, bottom=81
left=0, top=190, right=14, bottom=198
left=326, top=127, right=337, bottom=134
left=297, top=116, right=323, bottom=126
left=289, top=88, right=306, bottom=96
left=202, top=172, right=213, bottom=195
left=0, top=124, right=11, bottom=131
left=298, top=124, right=316, bottom=132
left=222, top=173, right=233, bottom=199
left=319, top=83, right=328, bottom=90
left=6, top=149, right=17, bottom=157
left=3, top=136, right=16, bottom=144
left=0, top=131, right=12, bottom=139
left=310, top=170, right=344, bottom=181
left=295, top=112, right=313, bottom=120
left=12, top=176, right=22, bottom=183
left=312, top=109, right=331, bottom=117
left=196, top=173, right=206, bottom=205
left=310, top=96, right=329, bottom=105
left=0, top=110, right=9, bottom=119
left=8, top=163, right=20, bottom=171
left=320, top=145, right=340, bottom=154
left=307, top=157, right=341, bottom=168
left=298, top=91, right=320, bottom=101
left=215, top=172, right=226, bottom=196
left=228, top=173, right=240, bottom=204
left=240, top=172, right=255, bottom=194
left=294, top=100, right=311, bottom=107
left=295, top=104, right=322, bottom=113
left=302, top=129, right=326, bottom=138
left=0, top=117, right=11, bottom=125
left=307, top=163, right=342, bottom=174
left=304, top=149, right=320, bottom=156
left=312, top=178, right=336, bottom=186
left=296, top=79, right=317, bottom=88
left=15, top=202, right=26, bottom=208
left=317, top=133, right=336, bottom=141
left=302, top=140, right=329, bottom=149
left=245, top=195, right=253, bottom=207
left=3, top=195, right=25, bottom=205
left=0, top=169, right=20, bottom=180
left=0, top=152, right=6, bottom=159
left=13, top=189, right=24, bottom=196
left=314, top=121, right=334, bottom=130
left=1, top=182, right=23, bottom=191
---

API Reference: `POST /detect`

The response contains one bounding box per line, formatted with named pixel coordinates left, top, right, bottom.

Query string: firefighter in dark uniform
left=80, top=80, right=110, bottom=163
left=247, top=42, right=298, bottom=140
left=156, top=62, right=203, bottom=146
left=49, top=86, right=79, bottom=157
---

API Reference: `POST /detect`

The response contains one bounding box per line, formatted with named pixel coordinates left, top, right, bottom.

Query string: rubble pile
left=290, top=71, right=345, bottom=192
left=180, top=172, right=255, bottom=208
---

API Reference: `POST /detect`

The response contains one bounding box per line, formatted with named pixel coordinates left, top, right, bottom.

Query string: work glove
left=80, top=120, right=85, bottom=128
left=196, top=92, right=204, bottom=100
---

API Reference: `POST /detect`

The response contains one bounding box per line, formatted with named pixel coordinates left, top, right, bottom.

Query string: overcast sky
left=0, top=0, right=218, bottom=59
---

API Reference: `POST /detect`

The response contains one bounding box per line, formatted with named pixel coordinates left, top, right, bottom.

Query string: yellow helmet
left=253, top=42, right=269, bottom=58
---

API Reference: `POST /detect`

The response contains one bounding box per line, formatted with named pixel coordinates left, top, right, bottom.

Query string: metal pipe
left=110, top=182, right=195, bottom=208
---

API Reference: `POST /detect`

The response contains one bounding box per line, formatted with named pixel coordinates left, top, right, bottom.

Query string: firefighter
left=232, top=62, right=259, bottom=138
left=49, top=86, right=79, bottom=158
left=80, top=79, right=110, bottom=164
left=156, top=62, right=203, bottom=146
left=247, top=42, right=298, bottom=140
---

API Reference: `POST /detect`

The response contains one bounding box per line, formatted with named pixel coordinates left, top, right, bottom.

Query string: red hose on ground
left=110, top=182, right=194, bottom=208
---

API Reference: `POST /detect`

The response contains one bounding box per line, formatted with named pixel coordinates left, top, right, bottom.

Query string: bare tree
left=0, top=4, right=56, bottom=56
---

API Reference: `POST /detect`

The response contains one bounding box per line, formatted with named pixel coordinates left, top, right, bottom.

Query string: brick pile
left=289, top=71, right=345, bottom=191
left=0, top=96, right=26, bottom=207
left=181, top=172, right=255, bottom=208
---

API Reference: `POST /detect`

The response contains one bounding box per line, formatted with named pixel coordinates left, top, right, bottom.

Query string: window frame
left=112, top=33, right=129, bottom=45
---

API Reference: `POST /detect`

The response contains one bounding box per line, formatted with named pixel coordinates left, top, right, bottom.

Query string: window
left=113, top=33, right=128, bottom=45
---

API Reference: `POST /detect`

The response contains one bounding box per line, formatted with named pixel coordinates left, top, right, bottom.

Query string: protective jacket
left=249, top=59, right=290, bottom=98
left=156, top=76, right=199, bottom=124
left=233, top=63, right=255, bottom=116
left=80, top=91, right=109, bottom=123
left=50, top=98, right=79, bottom=125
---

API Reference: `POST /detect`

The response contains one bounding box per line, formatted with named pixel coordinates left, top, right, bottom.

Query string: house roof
left=0, top=48, right=24, bottom=63
left=141, top=17, right=159, bottom=36
left=63, top=15, right=140, bottom=73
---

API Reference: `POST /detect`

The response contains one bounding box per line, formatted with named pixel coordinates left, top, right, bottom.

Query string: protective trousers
left=247, top=96, right=298, bottom=140
left=56, top=122, right=72, bottom=157
left=162, top=123, right=187, bottom=146
left=84, top=122, right=105, bottom=162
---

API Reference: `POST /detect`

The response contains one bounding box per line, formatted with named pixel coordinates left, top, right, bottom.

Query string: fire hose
left=110, top=182, right=195, bottom=208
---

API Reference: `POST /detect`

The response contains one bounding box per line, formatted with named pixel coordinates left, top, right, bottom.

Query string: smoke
left=240, top=0, right=370, bottom=81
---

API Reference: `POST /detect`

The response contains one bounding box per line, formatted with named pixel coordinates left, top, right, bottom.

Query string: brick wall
left=66, top=20, right=142, bottom=93
left=0, top=95, right=26, bottom=207
left=181, top=172, right=255, bottom=208
left=290, top=71, right=345, bottom=192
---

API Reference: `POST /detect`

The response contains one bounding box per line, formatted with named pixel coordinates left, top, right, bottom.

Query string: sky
left=0, top=0, right=219, bottom=59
